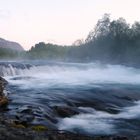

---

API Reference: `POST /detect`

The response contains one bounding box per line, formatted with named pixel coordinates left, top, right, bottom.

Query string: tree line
left=1, top=14, right=140, bottom=66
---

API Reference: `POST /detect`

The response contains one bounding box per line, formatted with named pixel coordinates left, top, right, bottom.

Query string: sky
left=0, top=0, right=140, bottom=50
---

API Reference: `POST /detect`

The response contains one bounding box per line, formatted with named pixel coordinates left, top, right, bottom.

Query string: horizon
left=0, top=0, right=140, bottom=50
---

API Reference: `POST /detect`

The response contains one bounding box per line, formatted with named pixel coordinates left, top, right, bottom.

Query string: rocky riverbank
left=0, top=76, right=139, bottom=140
left=0, top=77, right=8, bottom=107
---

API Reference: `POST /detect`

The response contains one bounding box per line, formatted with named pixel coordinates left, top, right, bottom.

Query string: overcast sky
left=0, top=0, right=140, bottom=50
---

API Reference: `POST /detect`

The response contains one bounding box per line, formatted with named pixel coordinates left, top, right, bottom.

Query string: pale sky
left=0, top=0, right=140, bottom=50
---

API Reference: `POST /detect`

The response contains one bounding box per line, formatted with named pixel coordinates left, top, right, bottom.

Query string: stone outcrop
left=53, top=106, right=79, bottom=118
left=0, top=77, right=8, bottom=106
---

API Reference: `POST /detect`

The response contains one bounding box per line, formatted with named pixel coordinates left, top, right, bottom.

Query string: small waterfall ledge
left=0, top=62, right=33, bottom=77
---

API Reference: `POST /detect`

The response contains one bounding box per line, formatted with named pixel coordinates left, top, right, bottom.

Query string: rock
left=13, top=120, right=28, bottom=128
left=0, top=76, right=7, bottom=84
left=14, top=108, right=35, bottom=127
left=0, top=77, right=8, bottom=107
left=0, top=76, right=8, bottom=95
left=20, top=108, right=33, bottom=114
left=31, top=125, right=48, bottom=131
left=0, top=96, right=8, bottom=107
left=11, top=123, right=26, bottom=129
left=0, top=114, right=137, bottom=140
left=15, top=114, right=35, bottom=123
left=53, top=106, right=79, bottom=118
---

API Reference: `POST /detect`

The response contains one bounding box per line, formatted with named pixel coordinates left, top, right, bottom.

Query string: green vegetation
left=83, top=14, right=140, bottom=66
left=26, top=42, right=67, bottom=60
left=0, top=48, right=21, bottom=59
left=1, top=14, right=140, bottom=66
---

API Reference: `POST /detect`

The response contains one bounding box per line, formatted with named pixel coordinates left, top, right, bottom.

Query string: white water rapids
left=3, top=62, right=140, bottom=88
left=1, top=62, right=140, bottom=135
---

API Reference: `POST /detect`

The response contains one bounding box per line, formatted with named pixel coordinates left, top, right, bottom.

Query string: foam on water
left=5, top=63, right=140, bottom=89
left=58, top=101, right=140, bottom=135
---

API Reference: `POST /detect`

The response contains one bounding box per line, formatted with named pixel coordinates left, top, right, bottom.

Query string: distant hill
left=0, top=38, right=24, bottom=51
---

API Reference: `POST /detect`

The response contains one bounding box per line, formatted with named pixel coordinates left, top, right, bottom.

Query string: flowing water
left=1, top=61, right=140, bottom=136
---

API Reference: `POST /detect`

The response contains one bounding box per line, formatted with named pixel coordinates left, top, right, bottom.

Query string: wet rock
left=0, top=115, right=138, bottom=140
left=53, top=106, right=79, bottom=118
left=112, top=136, right=129, bottom=140
left=0, top=77, right=8, bottom=95
left=31, top=125, right=48, bottom=131
left=16, top=114, right=35, bottom=123
left=20, top=108, right=33, bottom=114
left=11, top=123, right=26, bottom=129
left=14, top=108, right=35, bottom=126
left=0, top=77, right=8, bottom=107
left=0, top=76, right=8, bottom=85
left=12, top=120, right=29, bottom=128
left=0, top=96, right=8, bottom=107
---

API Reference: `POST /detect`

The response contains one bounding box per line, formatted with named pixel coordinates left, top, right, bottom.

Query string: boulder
left=53, top=106, right=79, bottom=118
left=0, top=77, right=8, bottom=106
left=0, top=96, right=8, bottom=107
left=0, top=77, right=8, bottom=93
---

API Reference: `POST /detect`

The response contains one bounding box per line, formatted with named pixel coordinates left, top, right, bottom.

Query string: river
left=1, top=61, right=140, bottom=136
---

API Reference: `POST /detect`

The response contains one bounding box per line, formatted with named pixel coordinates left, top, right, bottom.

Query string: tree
left=86, top=13, right=110, bottom=42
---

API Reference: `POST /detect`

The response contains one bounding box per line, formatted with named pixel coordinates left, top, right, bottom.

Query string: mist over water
left=3, top=61, right=140, bottom=136
left=6, top=62, right=140, bottom=88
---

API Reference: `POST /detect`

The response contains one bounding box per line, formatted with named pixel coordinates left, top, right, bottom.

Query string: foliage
left=0, top=48, right=20, bottom=59
left=1, top=14, right=140, bottom=66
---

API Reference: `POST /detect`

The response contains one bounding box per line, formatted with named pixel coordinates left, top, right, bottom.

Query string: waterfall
left=0, top=62, right=32, bottom=77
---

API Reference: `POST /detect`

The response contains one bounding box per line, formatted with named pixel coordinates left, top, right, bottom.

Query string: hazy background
left=0, top=0, right=140, bottom=50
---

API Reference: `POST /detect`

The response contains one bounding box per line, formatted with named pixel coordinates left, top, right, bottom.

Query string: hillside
left=0, top=38, right=24, bottom=52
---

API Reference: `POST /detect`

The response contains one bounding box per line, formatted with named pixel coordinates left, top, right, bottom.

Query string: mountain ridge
left=0, top=38, right=24, bottom=51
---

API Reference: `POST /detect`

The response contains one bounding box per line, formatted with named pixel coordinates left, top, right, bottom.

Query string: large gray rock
left=0, top=38, right=24, bottom=51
